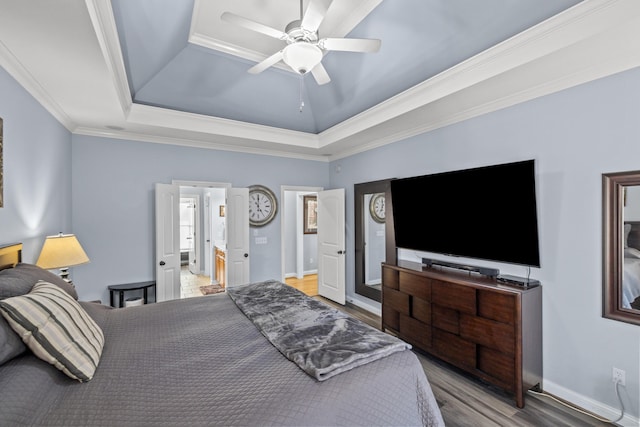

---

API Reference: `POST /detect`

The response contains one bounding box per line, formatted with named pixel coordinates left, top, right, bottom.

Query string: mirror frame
left=603, top=170, right=640, bottom=326
left=354, top=179, right=396, bottom=302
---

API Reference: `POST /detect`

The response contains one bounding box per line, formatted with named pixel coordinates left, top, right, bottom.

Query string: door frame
left=173, top=180, right=231, bottom=287
left=280, top=185, right=323, bottom=283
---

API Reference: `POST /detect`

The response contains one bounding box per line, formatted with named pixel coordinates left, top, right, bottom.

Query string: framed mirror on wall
left=354, top=179, right=395, bottom=302
left=603, top=170, right=640, bottom=326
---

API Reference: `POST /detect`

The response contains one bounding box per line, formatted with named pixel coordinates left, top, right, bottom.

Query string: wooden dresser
left=382, top=261, right=542, bottom=408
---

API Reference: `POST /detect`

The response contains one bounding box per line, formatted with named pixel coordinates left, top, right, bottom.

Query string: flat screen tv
left=390, top=159, right=540, bottom=267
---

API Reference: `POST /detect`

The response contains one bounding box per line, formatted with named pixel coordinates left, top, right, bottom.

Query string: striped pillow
left=0, top=281, right=104, bottom=382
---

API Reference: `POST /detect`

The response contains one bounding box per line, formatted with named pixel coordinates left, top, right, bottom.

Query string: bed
left=0, top=243, right=444, bottom=426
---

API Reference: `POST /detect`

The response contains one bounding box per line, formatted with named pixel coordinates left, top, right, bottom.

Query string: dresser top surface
left=386, top=260, right=541, bottom=294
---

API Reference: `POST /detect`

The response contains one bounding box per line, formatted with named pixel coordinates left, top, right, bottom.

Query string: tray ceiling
left=0, top=0, right=639, bottom=160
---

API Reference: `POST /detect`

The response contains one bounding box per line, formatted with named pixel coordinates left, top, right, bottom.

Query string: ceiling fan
left=221, top=0, right=381, bottom=85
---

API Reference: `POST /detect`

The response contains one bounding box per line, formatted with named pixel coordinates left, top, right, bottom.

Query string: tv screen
left=390, top=159, right=540, bottom=267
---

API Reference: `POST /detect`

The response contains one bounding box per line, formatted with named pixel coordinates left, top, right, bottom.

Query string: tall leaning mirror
left=355, top=179, right=395, bottom=302
left=603, top=170, right=640, bottom=326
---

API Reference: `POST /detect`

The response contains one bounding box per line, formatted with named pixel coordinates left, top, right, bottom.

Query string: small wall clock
left=248, top=185, right=278, bottom=227
left=369, top=193, right=385, bottom=223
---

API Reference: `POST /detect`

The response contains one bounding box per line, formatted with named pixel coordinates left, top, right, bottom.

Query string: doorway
left=281, top=186, right=323, bottom=296
left=179, top=185, right=226, bottom=298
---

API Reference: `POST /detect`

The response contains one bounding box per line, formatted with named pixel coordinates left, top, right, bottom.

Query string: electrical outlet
left=612, top=367, right=626, bottom=385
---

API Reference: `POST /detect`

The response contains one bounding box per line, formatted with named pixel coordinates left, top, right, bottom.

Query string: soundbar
left=422, top=258, right=499, bottom=278
left=497, top=274, right=540, bottom=288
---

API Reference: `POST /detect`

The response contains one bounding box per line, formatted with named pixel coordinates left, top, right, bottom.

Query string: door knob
left=244, top=253, right=249, bottom=258
left=159, top=261, right=166, bottom=266
left=337, top=250, right=345, bottom=254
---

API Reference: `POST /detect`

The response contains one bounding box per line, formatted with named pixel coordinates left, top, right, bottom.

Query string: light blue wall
left=70, top=135, right=330, bottom=303
left=330, top=66, right=640, bottom=421
left=0, top=67, right=71, bottom=260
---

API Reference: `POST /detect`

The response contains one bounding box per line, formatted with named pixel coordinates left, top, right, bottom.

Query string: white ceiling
left=0, top=0, right=639, bottom=161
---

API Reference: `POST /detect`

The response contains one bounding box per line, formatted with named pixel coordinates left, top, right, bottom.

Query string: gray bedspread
left=227, top=280, right=411, bottom=381
left=0, top=290, right=444, bottom=426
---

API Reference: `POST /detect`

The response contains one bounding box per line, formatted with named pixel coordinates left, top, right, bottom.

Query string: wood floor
left=314, top=296, right=614, bottom=427
left=285, top=273, right=318, bottom=296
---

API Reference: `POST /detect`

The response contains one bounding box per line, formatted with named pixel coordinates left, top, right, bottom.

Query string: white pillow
left=625, top=247, right=640, bottom=259
left=0, top=281, right=104, bottom=382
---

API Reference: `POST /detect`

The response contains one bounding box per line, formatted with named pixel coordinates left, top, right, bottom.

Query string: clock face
left=369, top=193, right=385, bottom=223
left=248, top=185, right=278, bottom=227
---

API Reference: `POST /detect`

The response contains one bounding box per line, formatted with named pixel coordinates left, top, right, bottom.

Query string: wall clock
left=248, top=185, right=278, bottom=227
left=369, top=193, right=385, bottom=223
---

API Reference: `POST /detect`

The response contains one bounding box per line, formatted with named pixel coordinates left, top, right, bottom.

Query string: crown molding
left=127, top=103, right=319, bottom=148
left=85, top=0, right=132, bottom=117
left=74, top=125, right=330, bottom=162
left=0, top=39, right=75, bottom=130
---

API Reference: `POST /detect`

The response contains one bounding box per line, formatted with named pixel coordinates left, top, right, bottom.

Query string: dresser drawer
left=383, top=287, right=409, bottom=315
left=432, top=304, right=459, bottom=334
left=459, top=314, right=515, bottom=355
left=412, top=296, right=431, bottom=325
left=478, top=290, right=516, bottom=324
left=399, top=271, right=431, bottom=301
left=432, top=281, right=476, bottom=315
left=382, top=308, right=400, bottom=331
left=382, top=267, right=399, bottom=290
left=433, top=329, right=475, bottom=370
left=477, top=346, right=515, bottom=392
left=399, top=314, right=431, bottom=349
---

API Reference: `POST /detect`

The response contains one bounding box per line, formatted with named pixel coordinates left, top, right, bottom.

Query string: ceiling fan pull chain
left=299, top=76, right=305, bottom=113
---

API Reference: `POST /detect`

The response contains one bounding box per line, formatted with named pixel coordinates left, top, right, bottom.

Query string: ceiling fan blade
left=248, top=50, right=284, bottom=74
left=301, top=0, right=332, bottom=32
left=311, top=63, right=331, bottom=85
left=320, top=38, right=381, bottom=53
left=221, top=12, right=289, bottom=41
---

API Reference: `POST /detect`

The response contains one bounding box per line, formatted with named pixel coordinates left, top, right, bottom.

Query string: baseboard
left=285, top=271, right=317, bottom=279
left=346, top=296, right=381, bottom=316
left=541, top=379, right=638, bottom=426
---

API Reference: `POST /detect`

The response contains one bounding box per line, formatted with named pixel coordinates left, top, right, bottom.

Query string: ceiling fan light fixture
left=282, top=43, right=323, bottom=75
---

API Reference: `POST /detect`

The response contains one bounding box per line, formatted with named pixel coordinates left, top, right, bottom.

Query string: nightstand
left=108, top=281, right=156, bottom=308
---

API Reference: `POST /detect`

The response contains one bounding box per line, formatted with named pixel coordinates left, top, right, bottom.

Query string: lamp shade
left=36, top=234, right=90, bottom=270
left=282, top=42, right=322, bottom=74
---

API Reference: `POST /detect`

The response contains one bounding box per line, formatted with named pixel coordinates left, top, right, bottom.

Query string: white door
left=317, top=188, right=346, bottom=304
left=226, top=188, right=250, bottom=286
left=155, top=183, right=180, bottom=302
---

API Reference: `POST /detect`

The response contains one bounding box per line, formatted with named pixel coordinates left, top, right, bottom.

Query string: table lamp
left=36, top=233, right=90, bottom=282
